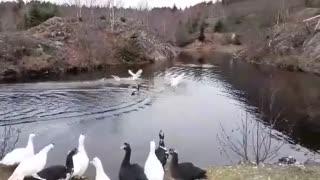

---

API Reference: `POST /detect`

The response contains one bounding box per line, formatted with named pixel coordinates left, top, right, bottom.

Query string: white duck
left=0, top=133, right=36, bottom=166
left=8, top=143, right=54, bottom=180
left=128, top=69, right=143, bottom=80
left=111, top=75, right=121, bottom=81
left=91, top=157, right=111, bottom=180
left=144, top=141, right=164, bottom=180
left=170, top=73, right=185, bottom=87
left=72, top=134, right=89, bottom=178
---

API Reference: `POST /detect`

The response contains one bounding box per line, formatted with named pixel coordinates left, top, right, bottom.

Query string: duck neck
left=78, top=141, right=86, bottom=153
left=149, top=146, right=156, bottom=156
left=121, top=149, right=131, bottom=166
left=171, top=154, right=178, bottom=166
left=95, top=161, right=106, bottom=177
left=26, top=136, right=34, bottom=151
left=159, top=139, right=165, bottom=148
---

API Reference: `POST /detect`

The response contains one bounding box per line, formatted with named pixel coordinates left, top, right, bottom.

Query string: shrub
left=120, top=17, right=126, bottom=22
left=214, top=20, right=224, bottom=32
left=198, top=23, right=206, bottom=42
left=25, top=1, right=59, bottom=28
left=117, top=39, right=143, bottom=63
left=198, top=28, right=205, bottom=42
left=99, top=15, right=106, bottom=20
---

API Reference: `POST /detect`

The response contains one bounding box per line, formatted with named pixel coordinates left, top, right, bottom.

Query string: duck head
left=169, top=148, right=178, bottom=156
left=29, top=133, right=36, bottom=139
left=120, top=142, right=131, bottom=151
left=90, top=157, right=102, bottom=167
left=159, top=130, right=164, bottom=140
left=159, top=130, right=165, bottom=147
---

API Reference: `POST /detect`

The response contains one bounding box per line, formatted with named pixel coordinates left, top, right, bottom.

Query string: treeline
left=0, top=0, right=59, bottom=31
left=0, top=0, right=316, bottom=46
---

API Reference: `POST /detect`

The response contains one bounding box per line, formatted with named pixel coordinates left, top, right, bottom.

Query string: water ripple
left=0, top=85, right=151, bottom=126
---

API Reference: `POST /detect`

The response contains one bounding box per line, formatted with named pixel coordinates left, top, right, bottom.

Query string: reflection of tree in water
left=217, top=91, right=286, bottom=165
left=0, top=125, right=21, bottom=159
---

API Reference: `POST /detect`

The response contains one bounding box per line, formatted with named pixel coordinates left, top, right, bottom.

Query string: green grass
left=1, top=164, right=320, bottom=180
left=207, top=165, right=320, bottom=180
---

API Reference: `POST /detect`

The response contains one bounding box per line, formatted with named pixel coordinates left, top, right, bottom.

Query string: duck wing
left=136, top=69, right=143, bottom=76
left=40, top=166, right=67, bottom=180
left=177, top=162, right=207, bottom=179
left=72, top=151, right=89, bottom=176
left=128, top=70, right=135, bottom=77
left=155, top=147, right=168, bottom=167
left=66, top=148, right=77, bottom=174
left=0, top=148, right=30, bottom=166
left=131, top=164, right=148, bottom=180
left=24, top=166, right=67, bottom=180
left=112, top=75, right=121, bottom=81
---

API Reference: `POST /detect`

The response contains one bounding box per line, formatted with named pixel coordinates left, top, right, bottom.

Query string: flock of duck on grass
left=0, top=131, right=207, bottom=180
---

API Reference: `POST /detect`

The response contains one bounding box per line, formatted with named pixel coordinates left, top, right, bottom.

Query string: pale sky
left=0, top=0, right=215, bottom=8
left=123, top=0, right=214, bottom=9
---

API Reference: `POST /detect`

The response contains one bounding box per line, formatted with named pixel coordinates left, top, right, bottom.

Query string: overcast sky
left=123, top=0, right=214, bottom=8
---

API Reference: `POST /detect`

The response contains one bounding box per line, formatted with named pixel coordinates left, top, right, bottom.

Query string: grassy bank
left=207, top=165, right=320, bottom=180
left=1, top=165, right=320, bottom=180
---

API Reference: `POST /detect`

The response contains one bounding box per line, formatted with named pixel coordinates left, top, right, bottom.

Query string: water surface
left=0, top=59, right=320, bottom=179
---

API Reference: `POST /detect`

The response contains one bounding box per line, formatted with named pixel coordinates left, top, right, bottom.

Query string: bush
left=99, top=15, right=106, bottom=20
left=25, top=1, right=59, bottom=28
left=198, top=21, right=208, bottom=42
left=214, top=20, right=224, bottom=32
left=198, top=28, right=205, bottom=42
left=120, top=17, right=126, bottom=22
left=117, top=39, right=143, bottom=63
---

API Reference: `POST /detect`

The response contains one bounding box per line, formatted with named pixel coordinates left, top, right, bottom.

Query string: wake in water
left=0, top=64, right=218, bottom=126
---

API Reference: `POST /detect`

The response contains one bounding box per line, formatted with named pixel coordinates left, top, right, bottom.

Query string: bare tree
left=0, top=125, right=21, bottom=159
left=217, top=91, right=285, bottom=165
left=67, top=0, right=82, bottom=20
left=106, top=0, right=115, bottom=31
left=87, top=0, right=97, bottom=19
left=115, top=0, right=124, bottom=18
left=137, top=0, right=149, bottom=30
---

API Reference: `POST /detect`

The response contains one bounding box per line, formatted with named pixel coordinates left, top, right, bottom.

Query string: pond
left=0, top=57, right=320, bottom=179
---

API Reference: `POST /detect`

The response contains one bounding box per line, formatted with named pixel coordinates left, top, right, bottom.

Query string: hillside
left=0, top=17, right=177, bottom=82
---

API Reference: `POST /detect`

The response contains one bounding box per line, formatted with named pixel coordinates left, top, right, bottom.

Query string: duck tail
left=199, top=169, right=207, bottom=179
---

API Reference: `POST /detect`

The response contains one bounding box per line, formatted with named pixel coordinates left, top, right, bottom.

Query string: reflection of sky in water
left=0, top=61, right=320, bottom=179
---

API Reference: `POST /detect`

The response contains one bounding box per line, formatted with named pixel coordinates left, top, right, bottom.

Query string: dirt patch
left=0, top=17, right=178, bottom=82
left=179, top=32, right=245, bottom=64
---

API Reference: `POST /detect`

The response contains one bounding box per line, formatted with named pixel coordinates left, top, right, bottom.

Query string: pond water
left=0, top=58, right=320, bottom=179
